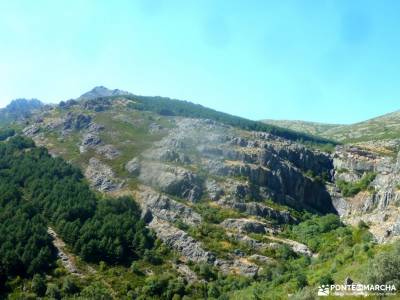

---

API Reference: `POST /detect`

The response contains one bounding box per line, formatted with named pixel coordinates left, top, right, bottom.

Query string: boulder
left=125, top=157, right=141, bottom=176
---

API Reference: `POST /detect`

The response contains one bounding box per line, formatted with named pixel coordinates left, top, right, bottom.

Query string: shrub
left=365, top=241, right=400, bottom=289
left=295, top=273, right=308, bottom=289
left=31, top=274, right=46, bottom=297
left=45, top=283, right=61, bottom=300
left=336, top=172, right=376, bottom=197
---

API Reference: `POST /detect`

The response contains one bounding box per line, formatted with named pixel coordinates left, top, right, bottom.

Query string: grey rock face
left=141, top=117, right=336, bottom=214
left=139, top=162, right=202, bottom=202
left=63, top=113, right=92, bottom=131
left=330, top=145, right=400, bottom=242
left=23, top=124, right=40, bottom=137
left=138, top=189, right=202, bottom=226
left=333, top=146, right=376, bottom=176
left=205, top=179, right=224, bottom=201
left=220, top=218, right=272, bottom=234
left=84, top=158, right=120, bottom=192
left=220, top=200, right=296, bottom=224
left=159, top=149, right=191, bottom=164
left=149, top=218, right=215, bottom=264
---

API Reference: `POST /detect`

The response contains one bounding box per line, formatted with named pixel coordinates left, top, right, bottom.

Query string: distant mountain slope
left=262, top=119, right=344, bottom=136
left=0, top=98, right=44, bottom=125
left=322, top=110, right=400, bottom=143
left=263, top=110, right=400, bottom=144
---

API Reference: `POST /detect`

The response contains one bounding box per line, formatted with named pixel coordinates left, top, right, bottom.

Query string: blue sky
left=1, top=0, right=399, bottom=124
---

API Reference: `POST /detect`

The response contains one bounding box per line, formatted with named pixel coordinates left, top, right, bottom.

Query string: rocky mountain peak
left=3, top=98, right=43, bottom=113
left=78, top=86, right=131, bottom=100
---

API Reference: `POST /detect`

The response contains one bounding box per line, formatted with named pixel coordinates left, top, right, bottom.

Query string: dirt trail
left=48, top=227, right=118, bottom=298
left=47, top=227, right=83, bottom=276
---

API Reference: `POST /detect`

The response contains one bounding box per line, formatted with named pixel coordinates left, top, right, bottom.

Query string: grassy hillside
left=110, top=94, right=337, bottom=146
left=263, top=110, right=400, bottom=144
left=262, top=119, right=344, bottom=137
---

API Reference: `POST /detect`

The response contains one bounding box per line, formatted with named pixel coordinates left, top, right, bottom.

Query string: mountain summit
left=78, top=86, right=131, bottom=100
left=0, top=98, right=44, bottom=125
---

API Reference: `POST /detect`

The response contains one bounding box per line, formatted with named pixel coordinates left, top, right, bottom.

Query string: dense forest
left=0, top=136, right=154, bottom=296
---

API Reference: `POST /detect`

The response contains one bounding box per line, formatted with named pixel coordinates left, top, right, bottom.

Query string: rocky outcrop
left=205, top=179, right=224, bottom=201
left=226, top=232, right=276, bottom=251
left=268, top=236, right=313, bottom=257
left=139, top=162, right=202, bottom=202
left=78, top=86, right=131, bottom=100
left=331, top=146, right=400, bottom=242
left=95, top=144, right=120, bottom=159
left=221, top=218, right=273, bottom=234
left=248, top=254, right=274, bottom=264
left=80, top=133, right=101, bottom=153
left=214, top=257, right=259, bottom=278
left=137, top=188, right=201, bottom=226
left=220, top=199, right=296, bottom=224
left=125, top=157, right=141, bottom=176
left=23, top=124, right=40, bottom=137
left=85, top=158, right=121, bottom=192
left=150, top=218, right=260, bottom=277
left=149, top=218, right=215, bottom=264
left=140, top=117, right=336, bottom=215
left=63, top=113, right=92, bottom=131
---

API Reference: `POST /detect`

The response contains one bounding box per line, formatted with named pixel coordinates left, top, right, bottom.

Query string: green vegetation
left=365, top=241, right=400, bottom=289
left=337, top=172, right=377, bottom=197
left=121, top=95, right=337, bottom=145
left=231, top=214, right=381, bottom=299
left=0, top=128, right=15, bottom=141
left=264, top=112, right=400, bottom=144
left=193, top=203, right=244, bottom=224
left=0, top=136, right=154, bottom=297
